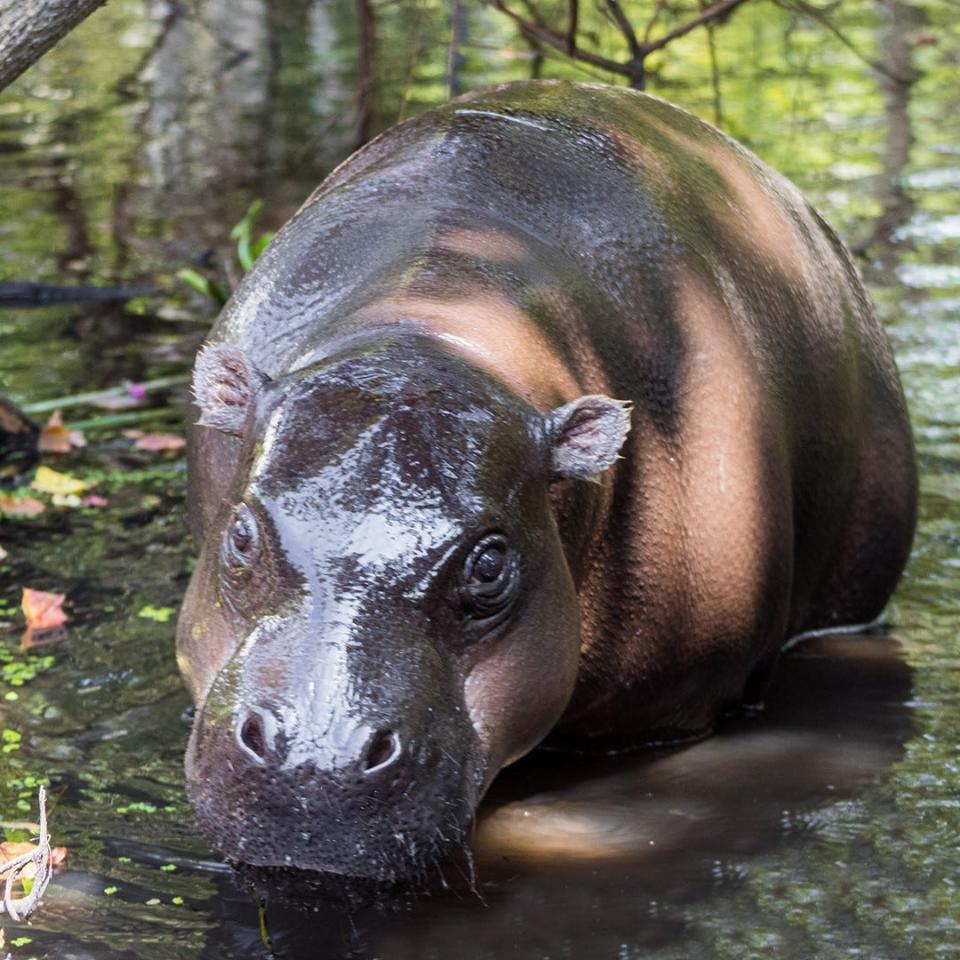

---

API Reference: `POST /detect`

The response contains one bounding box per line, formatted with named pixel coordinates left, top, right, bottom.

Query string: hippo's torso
left=179, top=81, right=916, bottom=886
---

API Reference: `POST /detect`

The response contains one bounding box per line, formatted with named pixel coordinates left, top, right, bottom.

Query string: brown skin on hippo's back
left=198, top=80, right=915, bottom=748
left=179, top=81, right=916, bottom=888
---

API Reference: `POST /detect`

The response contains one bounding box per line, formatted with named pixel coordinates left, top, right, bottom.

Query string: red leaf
left=21, top=587, right=68, bottom=630
left=0, top=494, right=46, bottom=517
left=133, top=433, right=186, bottom=452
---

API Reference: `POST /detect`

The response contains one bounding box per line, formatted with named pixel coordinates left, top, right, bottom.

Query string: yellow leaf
left=31, top=466, right=87, bottom=496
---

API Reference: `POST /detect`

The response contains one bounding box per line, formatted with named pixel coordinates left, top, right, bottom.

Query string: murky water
left=0, top=2, right=957, bottom=957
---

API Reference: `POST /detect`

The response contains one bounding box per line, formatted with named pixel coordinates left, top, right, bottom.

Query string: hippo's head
left=177, top=335, right=629, bottom=892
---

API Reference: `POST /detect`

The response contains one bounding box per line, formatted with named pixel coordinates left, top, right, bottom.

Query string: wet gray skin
left=180, top=336, right=618, bottom=889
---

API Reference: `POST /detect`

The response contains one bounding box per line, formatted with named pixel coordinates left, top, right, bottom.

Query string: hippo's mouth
left=225, top=825, right=478, bottom=909
left=230, top=861, right=402, bottom=909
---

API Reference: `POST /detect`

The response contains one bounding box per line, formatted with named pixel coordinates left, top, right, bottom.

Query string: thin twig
left=643, top=0, right=751, bottom=56
left=565, top=0, right=578, bottom=55
left=483, top=0, right=643, bottom=79
left=354, top=0, right=379, bottom=147
left=643, top=0, right=670, bottom=44
left=483, top=0, right=753, bottom=86
left=604, top=0, right=641, bottom=60
left=22, top=375, right=189, bottom=415
left=1, top=787, right=52, bottom=922
left=67, top=407, right=183, bottom=432
left=773, top=0, right=914, bottom=84
left=447, top=0, right=469, bottom=98
left=702, top=0, right=724, bottom=125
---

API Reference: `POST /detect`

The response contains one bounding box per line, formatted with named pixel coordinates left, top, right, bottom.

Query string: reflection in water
left=854, top=0, right=920, bottom=264
left=131, top=0, right=353, bottom=261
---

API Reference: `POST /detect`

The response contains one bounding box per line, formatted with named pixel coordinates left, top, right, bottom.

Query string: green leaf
left=137, top=605, right=176, bottom=623
left=250, top=232, right=274, bottom=261
left=231, top=200, right=263, bottom=272
left=176, top=268, right=227, bottom=307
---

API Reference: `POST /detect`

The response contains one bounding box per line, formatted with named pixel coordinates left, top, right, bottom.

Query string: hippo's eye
left=224, top=504, right=260, bottom=567
left=461, top=533, right=518, bottom=621
left=473, top=545, right=505, bottom=583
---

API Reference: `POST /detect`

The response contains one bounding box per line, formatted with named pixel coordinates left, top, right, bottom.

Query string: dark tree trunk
left=0, top=0, right=108, bottom=91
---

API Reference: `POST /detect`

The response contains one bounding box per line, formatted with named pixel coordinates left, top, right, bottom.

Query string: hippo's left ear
left=192, top=343, right=267, bottom=436
left=545, top=395, right=632, bottom=482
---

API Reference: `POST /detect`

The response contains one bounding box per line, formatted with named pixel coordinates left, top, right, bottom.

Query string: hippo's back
left=202, top=81, right=916, bottom=747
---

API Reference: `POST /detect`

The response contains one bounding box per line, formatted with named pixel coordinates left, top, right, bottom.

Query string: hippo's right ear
left=545, top=395, right=632, bottom=482
left=192, top=343, right=266, bottom=436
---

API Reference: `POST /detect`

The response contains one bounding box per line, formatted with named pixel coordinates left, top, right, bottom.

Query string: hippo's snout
left=184, top=654, right=482, bottom=886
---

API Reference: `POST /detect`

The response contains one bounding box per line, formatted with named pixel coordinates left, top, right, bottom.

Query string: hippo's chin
left=215, top=825, right=471, bottom=905
left=229, top=861, right=412, bottom=909
left=189, top=786, right=478, bottom=904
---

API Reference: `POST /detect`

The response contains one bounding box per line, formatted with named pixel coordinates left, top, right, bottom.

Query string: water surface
left=0, top=2, right=957, bottom=957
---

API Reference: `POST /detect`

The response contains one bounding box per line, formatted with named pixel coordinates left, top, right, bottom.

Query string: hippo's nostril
left=363, top=730, right=400, bottom=773
left=238, top=711, right=268, bottom=764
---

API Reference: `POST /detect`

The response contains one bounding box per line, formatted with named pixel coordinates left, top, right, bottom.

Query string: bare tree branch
left=0, top=0, right=108, bottom=91
left=354, top=0, right=378, bottom=147
left=483, top=0, right=753, bottom=89
left=701, top=0, right=724, bottom=125
left=603, top=0, right=641, bottom=61
left=643, top=0, right=751, bottom=56
left=774, top=0, right=915, bottom=84
left=643, top=0, right=670, bottom=44
left=484, top=0, right=642, bottom=79
left=447, top=0, right=469, bottom=98
left=565, top=0, right=578, bottom=56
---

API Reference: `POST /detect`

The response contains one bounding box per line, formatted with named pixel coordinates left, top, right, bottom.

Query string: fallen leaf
left=37, top=410, right=85, bottom=454
left=81, top=494, right=108, bottom=508
left=21, top=588, right=68, bottom=631
left=37, top=410, right=70, bottom=454
left=133, top=433, right=186, bottom=452
left=0, top=545, right=7, bottom=561
left=0, top=841, right=68, bottom=882
left=31, top=466, right=87, bottom=496
left=121, top=429, right=145, bottom=439
left=0, top=494, right=45, bottom=517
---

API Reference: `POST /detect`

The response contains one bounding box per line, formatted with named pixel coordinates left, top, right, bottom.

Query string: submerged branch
left=0, top=787, right=52, bottom=922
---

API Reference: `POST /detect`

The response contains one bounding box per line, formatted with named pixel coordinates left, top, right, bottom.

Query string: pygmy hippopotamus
left=176, top=80, right=917, bottom=892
